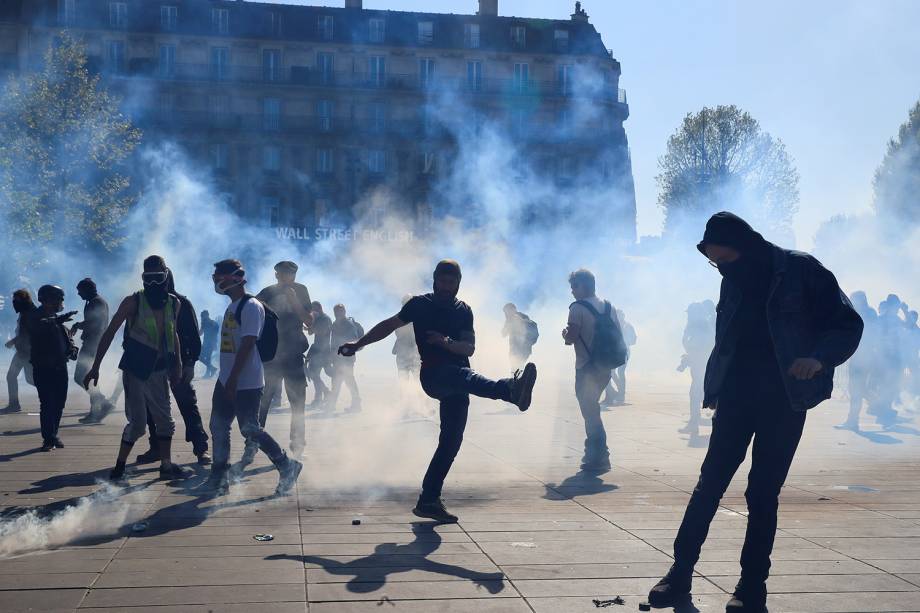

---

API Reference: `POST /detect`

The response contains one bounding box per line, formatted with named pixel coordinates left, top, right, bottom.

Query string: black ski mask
left=697, top=212, right=772, bottom=287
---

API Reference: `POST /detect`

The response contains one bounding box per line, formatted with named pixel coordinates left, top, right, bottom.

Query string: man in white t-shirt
left=563, top=268, right=615, bottom=472
left=203, top=259, right=303, bottom=496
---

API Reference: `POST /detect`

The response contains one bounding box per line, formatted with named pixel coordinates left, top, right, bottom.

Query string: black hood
left=697, top=211, right=769, bottom=257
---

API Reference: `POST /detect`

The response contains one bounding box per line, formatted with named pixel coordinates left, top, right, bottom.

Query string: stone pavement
left=1, top=373, right=919, bottom=612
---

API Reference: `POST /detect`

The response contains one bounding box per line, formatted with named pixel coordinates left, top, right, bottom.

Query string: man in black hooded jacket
left=647, top=212, right=863, bottom=613
left=136, top=270, right=211, bottom=465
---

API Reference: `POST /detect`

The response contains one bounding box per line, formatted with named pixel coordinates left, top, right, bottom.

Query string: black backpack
left=235, top=294, right=279, bottom=363
left=523, top=315, right=539, bottom=346
left=574, top=299, right=628, bottom=369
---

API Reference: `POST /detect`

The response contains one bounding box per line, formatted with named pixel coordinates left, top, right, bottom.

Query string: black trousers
left=672, top=382, right=806, bottom=583
left=146, top=376, right=209, bottom=453
left=34, top=365, right=68, bottom=441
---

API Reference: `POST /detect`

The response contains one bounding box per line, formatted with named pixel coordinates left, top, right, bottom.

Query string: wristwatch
left=446, top=336, right=454, bottom=345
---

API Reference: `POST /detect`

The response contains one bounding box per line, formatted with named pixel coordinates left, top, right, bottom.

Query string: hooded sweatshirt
left=699, top=213, right=785, bottom=402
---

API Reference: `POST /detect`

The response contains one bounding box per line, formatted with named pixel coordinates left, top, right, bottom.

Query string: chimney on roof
left=345, top=0, right=363, bottom=8
left=478, top=0, right=498, bottom=17
left=571, top=1, right=589, bottom=22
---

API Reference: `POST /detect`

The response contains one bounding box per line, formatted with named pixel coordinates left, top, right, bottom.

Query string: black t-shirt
left=256, top=282, right=311, bottom=355
left=397, top=293, right=474, bottom=368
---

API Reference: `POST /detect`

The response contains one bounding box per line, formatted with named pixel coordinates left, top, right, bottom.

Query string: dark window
left=266, top=12, right=282, bottom=37
left=369, top=55, right=385, bottom=87
left=109, top=2, right=127, bottom=28
left=316, top=148, right=334, bottom=174
left=419, top=58, right=435, bottom=88
left=211, top=8, right=229, bottom=35
left=107, top=40, right=125, bottom=74
left=558, top=64, right=573, bottom=95
left=317, top=52, right=334, bottom=85
left=57, top=0, right=75, bottom=25
left=467, top=60, right=482, bottom=91
left=263, top=98, right=281, bottom=131
left=160, top=5, right=177, bottom=31
left=318, top=15, right=334, bottom=41
left=262, top=49, right=281, bottom=82
left=158, top=44, right=175, bottom=78
left=210, top=47, right=229, bottom=80
left=464, top=23, right=480, bottom=48
left=263, top=146, right=281, bottom=172
left=316, top=99, right=333, bottom=132
left=418, top=21, right=434, bottom=45
left=511, top=25, right=526, bottom=48
left=555, top=29, right=569, bottom=52
left=369, top=18, right=385, bottom=43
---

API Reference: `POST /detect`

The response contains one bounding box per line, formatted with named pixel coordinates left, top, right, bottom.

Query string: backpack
left=574, top=299, right=628, bottom=370
left=523, top=315, right=539, bottom=347
left=235, top=294, right=279, bottom=363
left=349, top=317, right=365, bottom=339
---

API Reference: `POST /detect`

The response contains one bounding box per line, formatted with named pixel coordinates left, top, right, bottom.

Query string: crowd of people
left=0, top=211, right=881, bottom=612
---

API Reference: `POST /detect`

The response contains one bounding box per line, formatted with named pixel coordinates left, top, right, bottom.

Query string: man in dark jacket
left=136, top=271, right=211, bottom=465
left=647, top=212, right=863, bottom=613
left=30, top=285, right=78, bottom=451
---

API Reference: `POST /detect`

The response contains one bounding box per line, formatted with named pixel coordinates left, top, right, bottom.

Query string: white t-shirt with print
left=219, top=297, right=265, bottom=390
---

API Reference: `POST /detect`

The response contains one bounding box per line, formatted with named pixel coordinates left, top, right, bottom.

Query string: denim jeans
left=210, top=382, right=285, bottom=469
left=260, top=353, right=306, bottom=447
left=672, top=385, right=806, bottom=583
left=575, top=363, right=610, bottom=462
left=418, top=364, right=513, bottom=502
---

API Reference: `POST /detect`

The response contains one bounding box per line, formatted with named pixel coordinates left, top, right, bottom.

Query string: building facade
left=1, top=0, right=636, bottom=243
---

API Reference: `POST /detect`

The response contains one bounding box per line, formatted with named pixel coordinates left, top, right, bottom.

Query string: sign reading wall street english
left=275, top=227, right=416, bottom=242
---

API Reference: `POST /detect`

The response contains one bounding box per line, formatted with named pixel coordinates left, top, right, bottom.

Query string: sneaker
left=201, top=469, right=230, bottom=495
left=412, top=498, right=458, bottom=523
left=98, top=401, right=115, bottom=420
left=135, top=448, right=160, bottom=464
left=726, top=579, right=767, bottom=612
left=159, top=463, right=194, bottom=480
left=275, top=458, right=303, bottom=496
left=108, top=465, right=127, bottom=483
left=78, top=414, right=101, bottom=424
left=509, top=362, right=537, bottom=412
left=40, top=439, right=54, bottom=452
left=648, top=564, right=693, bottom=607
left=2, top=403, right=22, bottom=413
left=196, top=450, right=212, bottom=466
left=238, top=443, right=258, bottom=469
left=52, top=437, right=65, bottom=449
left=834, top=421, right=859, bottom=431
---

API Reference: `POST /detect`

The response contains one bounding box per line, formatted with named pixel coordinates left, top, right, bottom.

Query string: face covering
left=214, top=270, right=245, bottom=295
left=143, top=281, right=169, bottom=308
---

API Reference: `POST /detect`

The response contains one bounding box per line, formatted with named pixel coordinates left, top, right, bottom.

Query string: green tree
left=873, top=100, right=920, bottom=229
left=0, top=33, right=141, bottom=267
left=657, top=105, right=799, bottom=240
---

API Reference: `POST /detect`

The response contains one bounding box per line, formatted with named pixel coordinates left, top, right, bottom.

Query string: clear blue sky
left=264, top=0, right=920, bottom=247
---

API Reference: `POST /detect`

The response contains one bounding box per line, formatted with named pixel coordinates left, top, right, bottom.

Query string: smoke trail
left=0, top=483, right=137, bottom=558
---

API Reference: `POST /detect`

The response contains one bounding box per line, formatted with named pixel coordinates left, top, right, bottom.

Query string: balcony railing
left=123, top=61, right=626, bottom=101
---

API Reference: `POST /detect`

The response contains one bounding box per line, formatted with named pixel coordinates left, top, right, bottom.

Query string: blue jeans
left=418, top=364, right=513, bottom=501
left=210, top=382, right=285, bottom=469
left=575, top=363, right=610, bottom=462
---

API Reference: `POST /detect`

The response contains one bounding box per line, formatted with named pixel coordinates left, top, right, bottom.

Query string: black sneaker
left=135, top=448, right=160, bottom=464
left=2, top=403, right=22, bottom=413
left=159, top=463, right=194, bottom=480
left=78, top=414, right=101, bottom=424
left=412, top=498, right=458, bottom=523
left=52, top=437, right=65, bottom=449
left=509, top=362, right=537, bottom=412
left=40, top=439, right=54, bottom=452
left=201, top=469, right=230, bottom=495
left=108, top=465, right=127, bottom=483
left=275, top=457, right=303, bottom=496
left=196, top=450, right=212, bottom=466
left=726, top=580, right=767, bottom=612
left=648, top=564, right=692, bottom=607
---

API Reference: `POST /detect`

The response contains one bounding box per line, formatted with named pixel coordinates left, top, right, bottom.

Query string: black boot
left=412, top=497, right=458, bottom=523
left=726, top=579, right=767, bottom=612
left=648, top=563, right=693, bottom=607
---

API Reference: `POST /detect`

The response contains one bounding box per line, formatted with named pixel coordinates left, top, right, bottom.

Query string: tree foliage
left=873, top=100, right=920, bottom=228
left=0, top=33, right=141, bottom=266
left=657, top=105, right=799, bottom=241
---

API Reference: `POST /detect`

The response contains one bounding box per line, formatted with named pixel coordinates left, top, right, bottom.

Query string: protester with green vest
left=83, top=255, right=194, bottom=482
